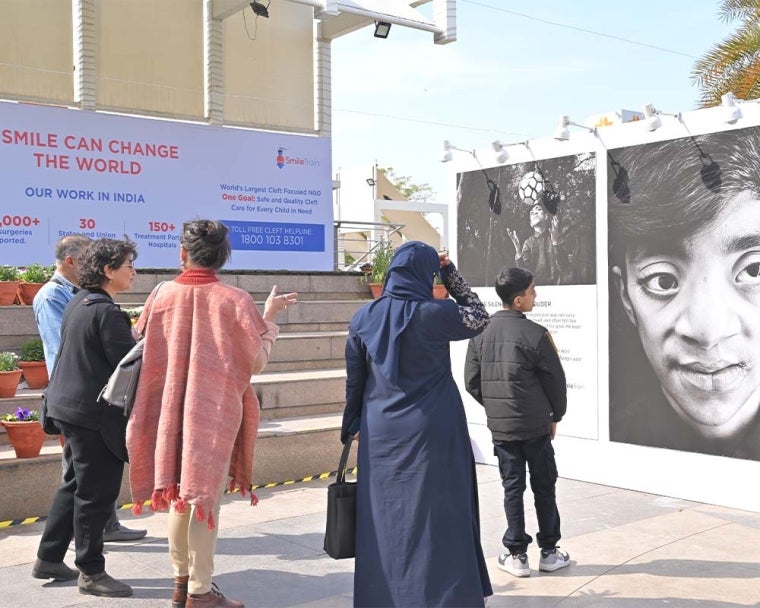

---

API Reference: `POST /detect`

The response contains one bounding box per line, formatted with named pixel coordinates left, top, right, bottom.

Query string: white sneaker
left=497, top=552, right=530, bottom=577
left=539, top=547, right=570, bottom=572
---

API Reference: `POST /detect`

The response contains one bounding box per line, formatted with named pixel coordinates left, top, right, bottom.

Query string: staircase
left=0, top=271, right=366, bottom=521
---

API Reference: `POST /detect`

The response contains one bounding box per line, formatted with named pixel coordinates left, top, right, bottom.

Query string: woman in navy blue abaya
left=342, top=241, right=493, bottom=607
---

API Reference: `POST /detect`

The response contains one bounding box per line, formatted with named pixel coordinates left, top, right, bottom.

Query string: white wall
left=448, top=103, right=760, bottom=513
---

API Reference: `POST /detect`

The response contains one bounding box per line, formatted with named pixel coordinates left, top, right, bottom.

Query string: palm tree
left=691, top=0, right=760, bottom=107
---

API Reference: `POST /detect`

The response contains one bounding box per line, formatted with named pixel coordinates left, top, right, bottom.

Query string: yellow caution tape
left=0, top=467, right=357, bottom=529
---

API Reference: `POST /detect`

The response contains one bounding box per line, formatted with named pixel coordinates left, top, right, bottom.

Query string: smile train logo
left=276, top=147, right=285, bottom=169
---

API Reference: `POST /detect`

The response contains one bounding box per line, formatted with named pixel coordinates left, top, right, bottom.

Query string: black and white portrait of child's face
left=613, top=189, right=760, bottom=443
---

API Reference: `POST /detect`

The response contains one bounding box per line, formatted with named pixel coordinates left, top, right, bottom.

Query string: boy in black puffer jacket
left=464, top=266, right=569, bottom=578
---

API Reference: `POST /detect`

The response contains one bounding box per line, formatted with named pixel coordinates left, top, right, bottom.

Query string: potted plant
left=123, top=305, right=144, bottom=326
left=433, top=274, right=449, bottom=300
left=366, top=240, right=395, bottom=299
left=18, top=337, right=48, bottom=389
left=1, top=406, right=45, bottom=458
left=0, top=265, right=20, bottom=305
left=17, top=263, right=54, bottom=305
left=0, top=351, right=22, bottom=398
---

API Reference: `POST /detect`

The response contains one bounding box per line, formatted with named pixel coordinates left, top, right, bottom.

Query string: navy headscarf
left=355, top=241, right=440, bottom=386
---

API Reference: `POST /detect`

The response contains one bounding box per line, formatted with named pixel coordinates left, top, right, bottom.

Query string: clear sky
left=330, top=0, right=734, bottom=204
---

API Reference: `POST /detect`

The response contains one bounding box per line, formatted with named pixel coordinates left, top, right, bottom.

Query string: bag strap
left=137, top=281, right=167, bottom=338
left=336, top=434, right=355, bottom=485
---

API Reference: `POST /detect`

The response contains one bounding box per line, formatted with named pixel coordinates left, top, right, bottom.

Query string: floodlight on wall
left=641, top=103, right=681, bottom=131
left=721, top=91, right=742, bottom=124
left=366, top=178, right=376, bottom=186
left=250, top=1, right=270, bottom=18
left=440, top=140, right=476, bottom=163
left=642, top=103, right=662, bottom=131
left=374, top=21, right=392, bottom=38
left=492, top=140, right=509, bottom=164
left=553, top=115, right=595, bottom=141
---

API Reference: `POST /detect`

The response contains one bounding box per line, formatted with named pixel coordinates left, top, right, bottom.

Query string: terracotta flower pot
left=16, top=282, right=44, bottom=305
left=1, top=420, right=46, bottom=458
left=369, top=283, right=383, bottom=299
left=18, top=361, right=49, bottom=389
left=0, top=281, right=20, bottom=305
left=0, top=369, right=22, bottom=397
left=433, top=284, right=449, bottom=299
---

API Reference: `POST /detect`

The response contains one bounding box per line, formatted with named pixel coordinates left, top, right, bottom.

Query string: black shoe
left=78, top=571, right=133, bottom=597
left=32, top=558, right=78, bottom=581
left=103, top=522, right=147, bottom=542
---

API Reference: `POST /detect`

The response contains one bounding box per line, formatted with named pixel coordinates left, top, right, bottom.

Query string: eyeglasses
left=121, top=263, right=135, bottom=270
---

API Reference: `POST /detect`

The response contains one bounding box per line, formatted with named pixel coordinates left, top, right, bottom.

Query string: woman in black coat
left=33, top=238, right=138, bottom=598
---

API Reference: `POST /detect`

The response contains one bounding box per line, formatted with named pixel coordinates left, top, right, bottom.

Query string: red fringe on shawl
left=226, top=479, right=260, bottom=505
left=132, top=479, right=258, bottom=529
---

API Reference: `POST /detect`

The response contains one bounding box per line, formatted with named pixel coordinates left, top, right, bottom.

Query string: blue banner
left=224, top=220, right=325, bottom=252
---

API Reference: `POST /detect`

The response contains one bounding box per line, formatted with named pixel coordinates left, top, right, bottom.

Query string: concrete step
left=0, top=413, right=350, bottom=521
left=263, top=300, right=363, bottom=333
left=1, top=366, right=349, bottom=442
left=254, top=368, right=346, bottom=419
left=126, top=271, right=371, bottom=302
left=0, top=305, right=40, bottom=351
left=266, top=331, right=347, bottom=373
left=0, top=300, right=365, bottom=350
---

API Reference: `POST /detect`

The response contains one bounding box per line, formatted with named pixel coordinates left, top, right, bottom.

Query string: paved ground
left=1, top=464, right=759, bottom=607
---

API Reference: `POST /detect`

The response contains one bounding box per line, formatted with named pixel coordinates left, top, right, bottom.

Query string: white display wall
left=450, top=104, right=760, bottom=513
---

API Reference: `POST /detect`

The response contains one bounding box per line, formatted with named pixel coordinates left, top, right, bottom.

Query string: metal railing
left=333, top=220, right=405, bottom=271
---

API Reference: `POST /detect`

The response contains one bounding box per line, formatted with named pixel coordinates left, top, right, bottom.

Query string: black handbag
left=324, top=435, right=357, bottom=559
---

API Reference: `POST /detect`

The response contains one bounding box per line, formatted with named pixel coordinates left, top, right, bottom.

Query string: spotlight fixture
left=492, top=140, right=509, bottom=164
left=553, top=115, right=595, bottom=141
left=721, top=91, right=742, bottom=124
left=366, top=178, right=376, bottom=187
left=642, top=103, right=662, bottom=131
left=250, top=1, right=269, bottom=18
left=641, top=103, right=681, bottom=131
left=440, top=140, right=476, bottom=163
left=440, top=140, right=454, bottom=163
left=374, top=21, right=391, bottom=39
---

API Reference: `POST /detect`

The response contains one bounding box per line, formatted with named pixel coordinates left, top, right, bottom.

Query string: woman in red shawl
left=127, top=219, right=296, bottom=608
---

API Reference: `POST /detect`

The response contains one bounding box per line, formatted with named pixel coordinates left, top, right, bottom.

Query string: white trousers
left=167, top=475, right=227, bottom=595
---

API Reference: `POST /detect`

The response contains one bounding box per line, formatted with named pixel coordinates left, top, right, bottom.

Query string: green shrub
left=124, top=306, right=143, bottom=319
left=0, top=352, right=20, bottom=372
left=369, top=240, right=395, bottom=285
left=0, top=266, right=19, bottom=281
left=19, top=263, right=54, bottom=283
left=20, top=337, right=45, bottom=362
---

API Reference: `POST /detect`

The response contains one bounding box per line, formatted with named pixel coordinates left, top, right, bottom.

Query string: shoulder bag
left=97, top=281, right=165, bottom=417
left=323, top=434, right=357, bottom=559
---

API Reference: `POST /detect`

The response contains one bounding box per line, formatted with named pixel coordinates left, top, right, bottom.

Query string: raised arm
left=439, top=257, right=489, bottom=335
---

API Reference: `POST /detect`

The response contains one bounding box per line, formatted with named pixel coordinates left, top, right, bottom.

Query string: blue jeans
left=494, top=433, right=561, bottom=555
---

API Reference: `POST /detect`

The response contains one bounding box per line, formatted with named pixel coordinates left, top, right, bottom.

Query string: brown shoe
left=172, top=575, right=189, bottom=608
left=186, top=583, right=244, bottom=608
